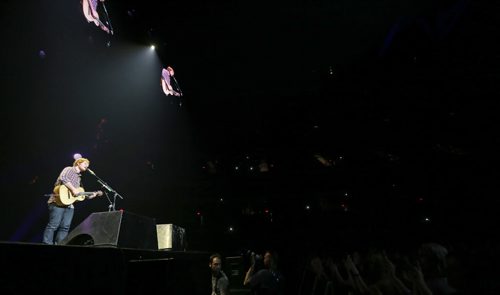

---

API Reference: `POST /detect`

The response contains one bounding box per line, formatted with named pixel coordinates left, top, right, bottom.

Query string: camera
left=243, top=250, right=265, bottom=272
left=250, top=252, right=265, bottom=272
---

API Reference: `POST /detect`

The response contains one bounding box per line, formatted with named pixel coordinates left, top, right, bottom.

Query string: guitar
left=161, top=78, right=182, bottom=97
left=167, top=89, right=181, bottom=97
left=53, top=185, right=103, bottom=206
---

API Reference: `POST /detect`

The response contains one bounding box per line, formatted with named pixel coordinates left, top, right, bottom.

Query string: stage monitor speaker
left=156, top=224, right=186, bottom=250
left=60, top=211, right=157, bottom=250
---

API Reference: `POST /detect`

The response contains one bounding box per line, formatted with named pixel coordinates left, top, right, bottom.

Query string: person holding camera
left=244, top=250, right=284, bottom=295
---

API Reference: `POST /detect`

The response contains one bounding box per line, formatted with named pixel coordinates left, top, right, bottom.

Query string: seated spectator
left=210, top=253, right=229, bottom=295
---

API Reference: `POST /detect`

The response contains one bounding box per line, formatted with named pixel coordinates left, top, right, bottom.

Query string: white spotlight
left=150, top=45, right=155, bottom=50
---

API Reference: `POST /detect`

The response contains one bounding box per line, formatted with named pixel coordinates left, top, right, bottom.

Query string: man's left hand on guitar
left=87, top=191, right=103, bottom=199
left=100, top=24, right=112, bottom=34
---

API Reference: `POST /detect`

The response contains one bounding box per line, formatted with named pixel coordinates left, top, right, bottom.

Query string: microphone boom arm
left=88, top=169, right=124, bottom=211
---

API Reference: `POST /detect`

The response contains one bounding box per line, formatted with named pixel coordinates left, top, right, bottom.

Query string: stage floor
left=0, top=241, right=214, bottom=294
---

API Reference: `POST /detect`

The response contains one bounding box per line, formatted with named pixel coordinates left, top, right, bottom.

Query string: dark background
left=1, top=0, right=499, bottom=257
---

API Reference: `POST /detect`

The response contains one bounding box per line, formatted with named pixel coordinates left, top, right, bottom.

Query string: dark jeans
left=42, top=203, right=74, bottom=245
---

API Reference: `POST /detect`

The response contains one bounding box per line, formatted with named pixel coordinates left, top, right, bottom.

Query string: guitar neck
left=80, top=192, right=95, bottom=196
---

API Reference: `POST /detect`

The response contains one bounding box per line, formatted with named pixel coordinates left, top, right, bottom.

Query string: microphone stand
left=88, top=171, right=123, bottom=211
left=172, top=76, right=183, bottom=96
left=101, top=3, right=114, bottom=35
left=171, top=76, right=183, bottom=107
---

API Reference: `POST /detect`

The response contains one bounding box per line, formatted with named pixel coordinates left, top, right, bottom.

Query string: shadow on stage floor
left=0, top=241, right=212, bottom=294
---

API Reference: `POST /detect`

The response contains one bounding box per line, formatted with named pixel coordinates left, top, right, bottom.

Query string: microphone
left=87, top=168, right=114, bottom=193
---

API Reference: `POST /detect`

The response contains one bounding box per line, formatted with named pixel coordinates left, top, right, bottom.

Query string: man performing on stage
left=42, top=158, right=101, bottom=245
left=161, top=66, right=183, bottom=106
left=82, top=0, right=113, bottom=34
